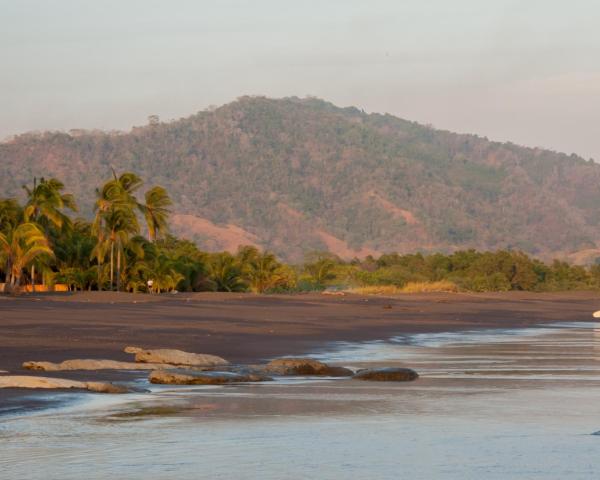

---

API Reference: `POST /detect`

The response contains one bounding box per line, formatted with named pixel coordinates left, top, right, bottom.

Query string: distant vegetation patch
left=350, top=281, right=458, bottom=295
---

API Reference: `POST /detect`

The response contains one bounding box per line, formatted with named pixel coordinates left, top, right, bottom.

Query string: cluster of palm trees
left=91, top=171, right=172, bottom=291
left=0, top=172, right=300, bottom=294
left=206, top=246, right=295, bottom=293
left=0, top=172, right=177, bottom=292
left=0, top=177, right=72, bottom=288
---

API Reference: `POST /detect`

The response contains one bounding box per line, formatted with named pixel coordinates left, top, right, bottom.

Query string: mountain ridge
left=2, top=96, right=600, bottom=263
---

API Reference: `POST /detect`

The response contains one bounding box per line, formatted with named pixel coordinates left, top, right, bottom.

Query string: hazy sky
left=2, top=0, right=599, bottom=159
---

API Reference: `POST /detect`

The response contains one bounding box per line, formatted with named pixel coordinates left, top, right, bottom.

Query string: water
left=2, top=322, right=600, bottom=479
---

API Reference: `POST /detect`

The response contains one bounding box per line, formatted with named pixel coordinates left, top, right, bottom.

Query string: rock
left=149, top=369, right=272, bottom=385
left=124, top=346, right=142, bottom=354
left=22, top=359, right=168, bottom=371
left=323, top=366, right=355, bottom=377
left=0, top=375, right=130, bottom=393
left=265, top=357, right=353, bottom=376
left=124, top=346, right=229, bottom=367
left=85, top=382, right=131, bottom=394
left=352, top=367, right=419, bottom=382
left=0, top=375, right=82, bottom=389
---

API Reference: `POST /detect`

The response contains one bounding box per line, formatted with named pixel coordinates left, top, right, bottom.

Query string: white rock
left=22, top=359, right=168, bottom=371
left=0, top=375, right=128, bottom=393
left=125, top=347, right=228, bottom=367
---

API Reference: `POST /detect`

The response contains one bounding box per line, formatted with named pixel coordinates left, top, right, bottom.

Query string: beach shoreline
left=1, top=290, right=598, bottom=367
left=2, top=290, right=599, bottom=363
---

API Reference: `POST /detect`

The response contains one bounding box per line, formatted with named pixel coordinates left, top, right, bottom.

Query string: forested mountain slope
left=2, top=96, right=600, bottom=262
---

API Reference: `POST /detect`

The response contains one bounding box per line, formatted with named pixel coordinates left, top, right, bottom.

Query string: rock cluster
left=22, top=347, right=229, bottom=372
left=12, top=347, right=419, bottom=394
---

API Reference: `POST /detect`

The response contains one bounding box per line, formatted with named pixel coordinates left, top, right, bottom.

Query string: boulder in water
left=149, top=369, right=271, bottom=385
left=265, top=357, right=353, bottom=376
left=352, top=367, right=419, bottom=382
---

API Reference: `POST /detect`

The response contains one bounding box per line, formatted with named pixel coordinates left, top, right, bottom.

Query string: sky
left=1, top=0, right=599, bottom=159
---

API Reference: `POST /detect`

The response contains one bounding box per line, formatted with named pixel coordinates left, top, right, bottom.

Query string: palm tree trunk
left=110, top=241, right=114, bottom=291
left=31, top=265, right=35, bottom=293
left=116, top=248, right=121, bottom=292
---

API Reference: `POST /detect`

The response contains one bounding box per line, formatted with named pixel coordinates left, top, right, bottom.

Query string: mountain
left=2, top=96, right=600, bottom=263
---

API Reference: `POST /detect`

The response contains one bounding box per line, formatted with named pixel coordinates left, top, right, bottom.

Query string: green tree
left=54, top=220, right=97, bottom=291
left=23, top=177, right=77, bottom=231
left=143, top=186, right=172, bottom=241
left=207, top=252, right=246, bottom=292
left=0, top=199, right=23, bottom=233
left=244, top=250, right=291, bottom=293
left=22, top=177, right=77, bottom=289
left=0, top=223, right=54, bottom=288
left=303, top=252, right=338, bottom=287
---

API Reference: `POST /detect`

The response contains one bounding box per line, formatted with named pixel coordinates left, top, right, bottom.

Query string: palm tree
left=93, top=173, right=141, bottom=291
left=243, top=251, right=290, bottom=293
left=144, top=253, right=184, bottom=293
left=0, top=199, right=23, bottom=282
left=22, top=177, right=77, bottom=290
left=0, top=199, right=23, bottom=233
left=207, top=253, right=246, bottom=292
left=144, top=186, right=172, bottom=241
left=54, top=220, right=98, bottom=291
left=0, top=223, right=54, bottom=288
left=23, top=177, right=77, bottom=231
left=93, top=199, right=139, bottom=291
left=304, top=252, right=338, bottom=287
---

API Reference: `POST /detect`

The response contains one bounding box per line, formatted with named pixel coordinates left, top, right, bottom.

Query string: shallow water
left=2, top=322, right=600, bottom=479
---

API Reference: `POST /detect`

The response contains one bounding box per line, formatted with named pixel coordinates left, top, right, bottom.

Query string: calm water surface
left=2, top=322, right=600, bottom=479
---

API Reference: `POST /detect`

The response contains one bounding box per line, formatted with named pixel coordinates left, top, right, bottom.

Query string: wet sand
left=1, top=290, right=598, bottom=372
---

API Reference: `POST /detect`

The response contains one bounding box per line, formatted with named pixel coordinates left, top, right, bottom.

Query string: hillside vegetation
left=2, top=96, right=600, bottom=262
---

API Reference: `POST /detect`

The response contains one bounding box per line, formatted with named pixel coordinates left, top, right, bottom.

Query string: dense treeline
left=324, top=251, right=600, bottom=292
left=1, top=173, right=599, bottom=294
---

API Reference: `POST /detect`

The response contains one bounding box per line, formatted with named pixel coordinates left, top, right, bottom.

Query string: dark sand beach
left=1, top=290, right=598, bottom=372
